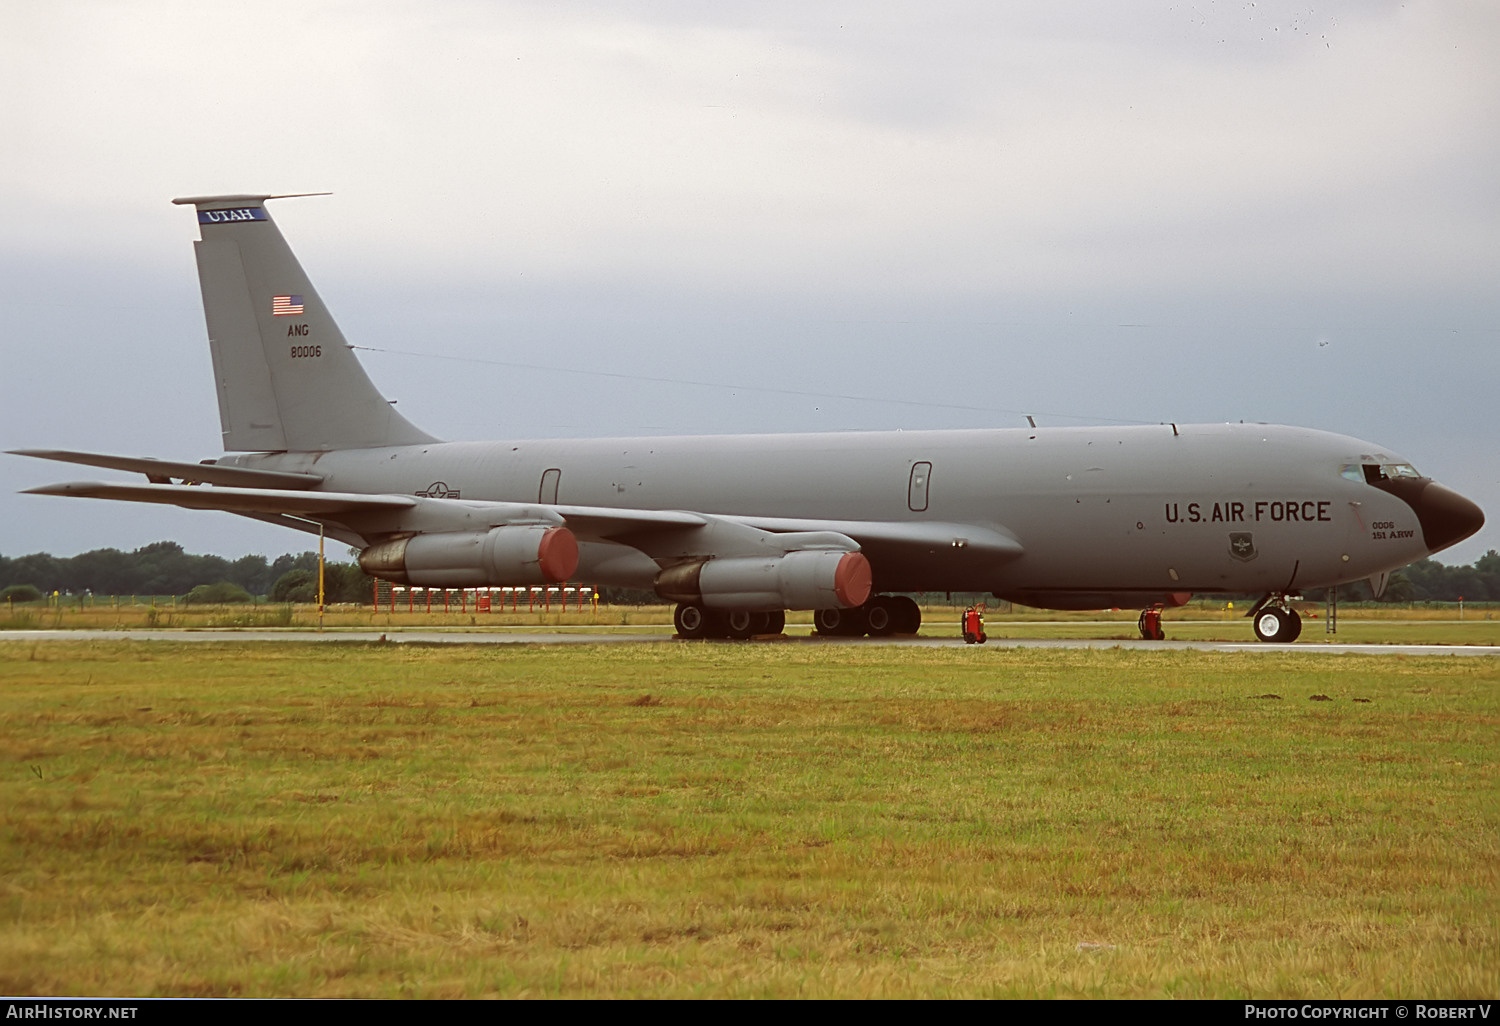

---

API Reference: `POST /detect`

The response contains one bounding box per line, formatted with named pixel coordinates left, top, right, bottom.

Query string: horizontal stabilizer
left=23, top=481, right=415, bottom=517
left=8, top=449, right=322, bottom=489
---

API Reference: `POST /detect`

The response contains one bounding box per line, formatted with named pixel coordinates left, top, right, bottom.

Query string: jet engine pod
left=359, top=524, right=578, bottom=587
left=656, top=549, right=872, bottom=611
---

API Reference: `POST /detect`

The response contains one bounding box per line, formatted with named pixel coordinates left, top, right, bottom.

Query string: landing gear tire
left=723, top=609, right=760, bottom=640
left=864, top=596, right=897, bottom=637
left=1284, top=609, right=1302, bottom=642
left=850, top=595, right=921, bottom=637
left=814, top=605, right=868, bottom=637
left=706, top=610, right=785, bottom=640
left=674, top=602, right=713, bottom=640
left=1253, top=607, right=1302, bottom=643
left=889, top=596, right=922, bottom=635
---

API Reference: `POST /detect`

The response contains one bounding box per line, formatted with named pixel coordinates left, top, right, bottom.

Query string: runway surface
left=3, top=628, right=1497, bottom=657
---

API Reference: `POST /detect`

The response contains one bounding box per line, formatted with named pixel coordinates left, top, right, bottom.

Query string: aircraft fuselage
left=224, top=420, right=1448, bottom=601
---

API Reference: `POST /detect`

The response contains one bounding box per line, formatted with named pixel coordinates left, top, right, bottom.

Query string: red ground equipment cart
left=1137, top=604, right=1166, bottom=640
left=962, top=604, right=988, bottom=645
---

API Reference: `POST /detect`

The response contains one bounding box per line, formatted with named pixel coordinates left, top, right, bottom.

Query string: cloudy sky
left=2, top=0, right=1496, bottom=566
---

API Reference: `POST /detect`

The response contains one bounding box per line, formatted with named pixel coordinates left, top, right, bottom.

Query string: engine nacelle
left=359, top=525, right=578, bottom=587
left=655, top=549, right=872, bottom=611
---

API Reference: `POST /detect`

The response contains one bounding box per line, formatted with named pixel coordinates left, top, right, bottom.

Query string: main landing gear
left=813, top=595, right=922, bottom=638
left=674, top=595, right=924, bottom=641
left=1247, top=594, right=1303, bottom=643
left=673, top=603, right=786, bottom=640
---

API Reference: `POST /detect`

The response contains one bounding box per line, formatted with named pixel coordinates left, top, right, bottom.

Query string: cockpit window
left=1343, top=462, right=1422, bottom=485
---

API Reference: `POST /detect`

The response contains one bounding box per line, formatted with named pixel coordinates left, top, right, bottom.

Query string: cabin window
left=539, top=468, right=561, bottom=504
left=908, top=462, right=932, bottom=512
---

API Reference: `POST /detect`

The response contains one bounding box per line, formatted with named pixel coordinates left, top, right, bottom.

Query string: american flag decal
left=272, top=295, right=305, bottom=316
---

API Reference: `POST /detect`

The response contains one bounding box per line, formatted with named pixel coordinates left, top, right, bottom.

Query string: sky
left=2, top=0, right=1496, bottom=567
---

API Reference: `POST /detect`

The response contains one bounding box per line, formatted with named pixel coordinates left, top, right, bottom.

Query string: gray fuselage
left=226, top=420, right=1437, bottom=600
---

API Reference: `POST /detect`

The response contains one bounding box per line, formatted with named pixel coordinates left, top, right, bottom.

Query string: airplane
left=10, top=193, right=1486, bottom=642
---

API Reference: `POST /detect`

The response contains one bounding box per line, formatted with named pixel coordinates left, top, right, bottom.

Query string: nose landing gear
left=1252, top=605, right=1302, bottom=643
left=1247, top=595, right=1303, bottom=643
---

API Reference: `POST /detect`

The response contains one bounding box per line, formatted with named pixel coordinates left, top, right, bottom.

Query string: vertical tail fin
left=173, top=193, right=437, bottom=452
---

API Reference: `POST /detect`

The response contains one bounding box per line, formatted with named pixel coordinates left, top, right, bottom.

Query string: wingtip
left=21, top=480, right=100, bottom=496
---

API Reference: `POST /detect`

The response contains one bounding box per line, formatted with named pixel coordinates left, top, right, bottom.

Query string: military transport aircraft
left=11, top=194, right=1485, bottom=642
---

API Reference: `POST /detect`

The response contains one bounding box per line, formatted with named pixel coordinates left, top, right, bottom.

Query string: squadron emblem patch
left=1228, top=532, right=1258, bottom=562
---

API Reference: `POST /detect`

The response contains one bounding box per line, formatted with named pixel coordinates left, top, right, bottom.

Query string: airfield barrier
left=371, top=581, right=594, bottom=613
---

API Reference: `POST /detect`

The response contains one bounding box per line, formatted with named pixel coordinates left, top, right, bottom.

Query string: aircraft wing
left=23, top=481, right=415, bottom=516
left=545, top=507, right=1022, bottom=562
left=18, top=480, right=707, bottom=539
left=549, top=505, right=709, bottom=534
left=8, top=449, right=322, bottom=489
left=19, top=473, right=1021, bottom=590
left=729, top=515, right=1025, bottom=562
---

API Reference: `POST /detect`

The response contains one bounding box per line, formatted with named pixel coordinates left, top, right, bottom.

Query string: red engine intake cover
left=536, top=526, right=580, bottom=582
left=832, top=551, right=873, bottom=608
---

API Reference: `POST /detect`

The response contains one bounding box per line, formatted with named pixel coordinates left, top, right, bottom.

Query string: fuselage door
left=539, top=468, right=561, bottom=504
left=908, top=461, right=932, bottom=512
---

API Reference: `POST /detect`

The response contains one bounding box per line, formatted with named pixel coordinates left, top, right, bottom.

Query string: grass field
left=1, top=641, right=1496, bottom=998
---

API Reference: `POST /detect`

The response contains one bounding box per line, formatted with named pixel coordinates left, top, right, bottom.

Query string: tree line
left=2, top=540, right=1497, bottom=605
left=1381, top=550, right=1500, bottom=602
left=0, top=541, right=374, bottom=604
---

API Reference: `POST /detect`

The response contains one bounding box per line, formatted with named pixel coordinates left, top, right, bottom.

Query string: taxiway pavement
left=2, top=629, right=1496, bottom=657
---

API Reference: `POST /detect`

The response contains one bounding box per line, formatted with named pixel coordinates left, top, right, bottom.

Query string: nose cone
left=1412, top=481, right=1485, bottom=554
